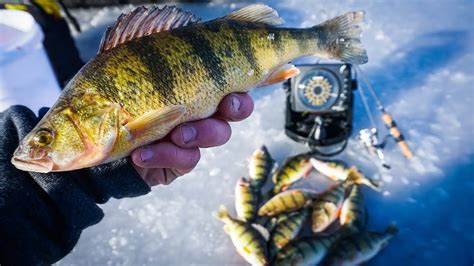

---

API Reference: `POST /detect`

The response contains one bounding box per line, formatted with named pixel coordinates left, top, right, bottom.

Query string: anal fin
left=258, top=64, right=300, bottom=87
left=123, top=105, right=186, bottom=139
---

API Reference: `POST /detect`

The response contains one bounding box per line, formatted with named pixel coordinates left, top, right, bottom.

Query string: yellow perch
left=310, top=158, right=380, bottom=190
left=311, top=182, right=347, bottom=234
left=274, top=235, right=338, bottom=265
left=269, top=208, right=308, bottom=253
left=311, top=173, right=378, bottom=233
left=11, top=4, right=368, bottom=172
left=340, top=185, right=367, bottom=233
left=235, top=177, right=260, bottom=222
left=248, top=145, right=275, bottom=189
left=214, top=206, right=268, bottom=265
left=323, top=225, right=398, bottom=266
left=259, top=189, right=317, bottom=217
left=272, top=153, right=314, bottom=193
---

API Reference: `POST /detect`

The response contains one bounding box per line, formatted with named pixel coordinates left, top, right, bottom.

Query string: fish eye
left=34, top=128, right=54, bottom=147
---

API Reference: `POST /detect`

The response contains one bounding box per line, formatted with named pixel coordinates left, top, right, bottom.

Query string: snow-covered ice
left=59, top=1, right=473, bottom=265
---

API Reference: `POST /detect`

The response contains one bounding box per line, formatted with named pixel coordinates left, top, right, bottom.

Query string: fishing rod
left=355, top=66, right=414, bottom=160
left=354, top=69, right=390, bottom=168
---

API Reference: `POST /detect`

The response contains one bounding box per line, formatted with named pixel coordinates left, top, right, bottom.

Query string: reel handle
left=381, top=112, right=414, bottom=159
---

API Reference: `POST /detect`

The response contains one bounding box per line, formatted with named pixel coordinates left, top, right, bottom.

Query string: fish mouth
left=11, top=152, right=54, bottom=173
left=11, top=145, right=54, bottom=173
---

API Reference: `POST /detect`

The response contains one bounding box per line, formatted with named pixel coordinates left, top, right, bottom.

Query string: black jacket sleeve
left=0, top=106, right=151, bottom=265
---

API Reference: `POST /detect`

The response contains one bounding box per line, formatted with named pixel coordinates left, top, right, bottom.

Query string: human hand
left=131, top=93, right=254, bottom=187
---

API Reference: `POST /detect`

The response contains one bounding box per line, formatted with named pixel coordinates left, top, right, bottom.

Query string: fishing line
left=355, top=65, right=385, bottom=111
left=355, top=65, right=414, bottom=159
left=354, top=67, right=377, bottom=129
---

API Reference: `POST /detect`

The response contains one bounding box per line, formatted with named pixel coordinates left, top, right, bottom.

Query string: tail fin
left=347, top=167, right=381, bottom=191
left=316, top=11, right=368, bottom=64
left=384, top=224, right=399, bottom=236
left=213, top=205, right=231, bottom=222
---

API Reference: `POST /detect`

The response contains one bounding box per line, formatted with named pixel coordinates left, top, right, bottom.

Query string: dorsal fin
left=98, top=6, right=201, bottom=53
left=222, top=4, right=285, bottom=25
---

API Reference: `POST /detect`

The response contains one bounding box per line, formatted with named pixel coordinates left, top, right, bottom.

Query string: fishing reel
left=283, top=63, right=356, bottom=156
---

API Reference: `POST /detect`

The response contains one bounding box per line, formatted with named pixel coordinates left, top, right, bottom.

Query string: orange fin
left=123, top=105, right=186, bottom=140
left=303, top=162, right=314, bottom=177
left=304, top=168, right=313, bottom=177
left=258, top=64, right=300, bottom=87
left=99, top=6, right=201, bottom=53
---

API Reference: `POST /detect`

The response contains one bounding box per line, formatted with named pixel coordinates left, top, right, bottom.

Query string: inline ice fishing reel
left=355, top=66, right=414, bottom=168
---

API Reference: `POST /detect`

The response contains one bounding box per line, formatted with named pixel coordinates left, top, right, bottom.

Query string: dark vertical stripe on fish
left=280, top=221, right=293, bottom=233
left=227, top=21, right=260, bottom=73
left=274, top=231, right=287, bottom=239
left=289, top=193, right=298, bottom=207
left=289, top=29, right=309, bottom=54
left=272, top=28, right=284, bottom=57
left=278, top=196, right=288, bottom=209
left=91, top=60, right=120, bottom=102
left=126, top=39, right=177, bottom=104
left=171, top=27, right=227, bottom=91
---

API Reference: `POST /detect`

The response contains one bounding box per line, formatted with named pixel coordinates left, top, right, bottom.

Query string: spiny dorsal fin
left=223, top=4, right=285, bottom=25
left=98, top=6, right=201, bottom=53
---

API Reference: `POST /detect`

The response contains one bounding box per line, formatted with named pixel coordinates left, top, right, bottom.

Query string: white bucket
left=0, top=9, right=61, bottom=112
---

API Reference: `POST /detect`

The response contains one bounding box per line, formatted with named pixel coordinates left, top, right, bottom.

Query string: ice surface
left=59, top=1, right=473, bottom=265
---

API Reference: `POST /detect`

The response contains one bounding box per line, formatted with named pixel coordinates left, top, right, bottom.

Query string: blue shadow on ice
left=367, top=30, right=468, bottom=97
left=353, top=30, right=468, bottom=128
left=365, top=154, right=474, bottom=266
left=351, top=30, right=472, bottom=266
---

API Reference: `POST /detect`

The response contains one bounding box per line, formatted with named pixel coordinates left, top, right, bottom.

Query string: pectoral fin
left=123, top=105, right=186, bottom=139
left=257, top=64, right=300, bottom=87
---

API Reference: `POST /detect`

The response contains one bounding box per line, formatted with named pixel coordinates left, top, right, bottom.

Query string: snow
left=58, top=1, right=473, bottom=265
left=0, top=10, right=61, bottom=112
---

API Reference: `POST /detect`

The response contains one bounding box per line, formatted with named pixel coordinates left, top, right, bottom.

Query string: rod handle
left=381, top=112, right=414, bottom=159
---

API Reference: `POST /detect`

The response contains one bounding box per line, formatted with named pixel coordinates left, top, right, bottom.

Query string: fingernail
left=181, top=125, right=197, bottom=143
left=231, top=94, right=241, bottom=112
left=140, top=147, right=153, bottom=162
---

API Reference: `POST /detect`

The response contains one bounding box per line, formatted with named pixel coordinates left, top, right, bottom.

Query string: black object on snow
left=0, top=105, right=151, bottom=265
